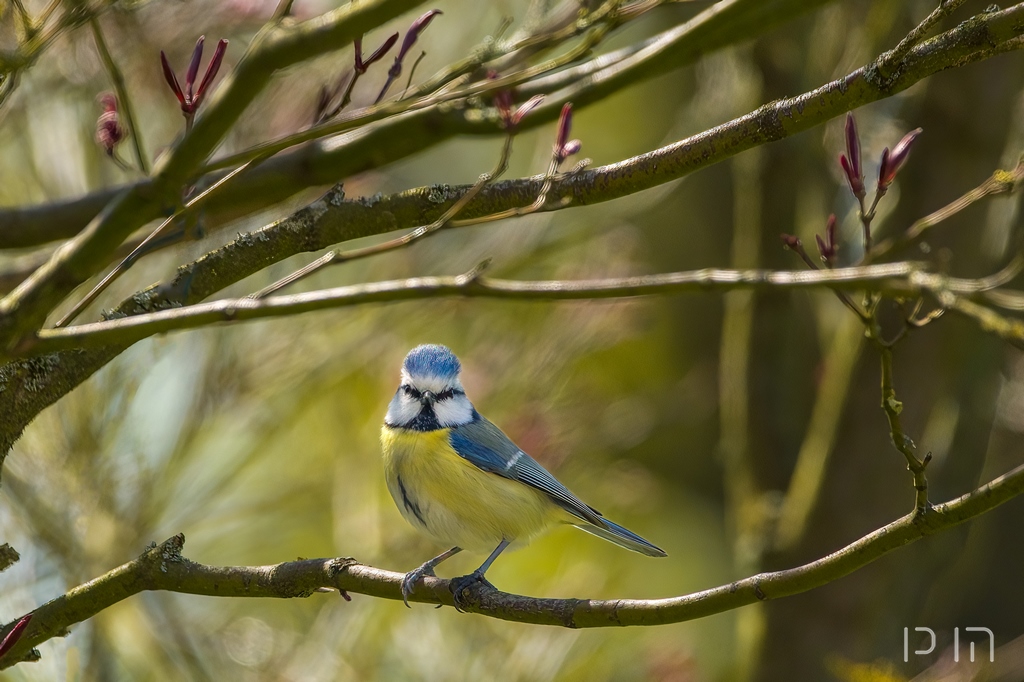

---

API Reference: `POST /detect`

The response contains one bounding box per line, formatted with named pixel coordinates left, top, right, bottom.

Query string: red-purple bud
left=845, top=114, right=861, bottom=180
left=95, top=93, right=124, bottom=157
left=491, top=75, right=542, bottom=131
left=0, top=614, right=32, bottom=658
left=560, top=139, right=582, bottom=158
left=160, top=51, right=185, bottom=107
left=814, top=234, right=828, bottom=261
left=816, top=213, right=838, bottom=266
left=493, top=85, right=513, bottom=125
left=840, top=154, right=864, bottom=199
left=376, top=10, right=441, bottom=103
left=555, top=103, right=572, bottom=152
left=840, top=113, right=865, bottom=199
left=161, top=37, right=228, bottom=118
left=186, top=36, right=205, bottom=100
left=367, top=32, right=398, bottom=68
left=194, top=39, right=228, bottom=108
left=553, top=103, right=581, bottom=162
left=390, top=10, right=442, bottom=79
left=780, top=233, right=802, bottom=250
left=355, top=32, right=398, bottom=74
left=878, top=127, right=923, bottom=191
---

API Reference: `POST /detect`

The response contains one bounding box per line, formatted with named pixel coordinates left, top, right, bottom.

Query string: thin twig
left=318, top=70, right=358, bottom=123
left=273, top=0, right=296, bottom=21
left=950, top=297, right=1024, bottom=347
left=212, top=18, right=619, bottom=173
left=401, top=50, right=426, bottom=98
left=9, top=0, right=32, bottom=37
left=783, top=239, right=870, bottom=322
left=878, top=346, right=931, bottom=510
left=249, top=134, right=516, bottom=299
left=54, top=158, right=261, bottom=327
left=10, top=261, right=972, bottom=358
left=875, top=0, right=968, bottom=80
left=871, top=154, right=1024, bottom=259
left=857, top=192, right=883, bottom=260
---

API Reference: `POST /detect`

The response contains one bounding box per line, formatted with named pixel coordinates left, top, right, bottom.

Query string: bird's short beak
left=420, top=391, right=436, bottom=406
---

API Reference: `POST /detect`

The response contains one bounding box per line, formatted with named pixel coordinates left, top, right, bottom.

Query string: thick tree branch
left=1, top=458, right=1023, bottom=668
left=0, top=0, right=829, bottom=249
left=10, top=0, right=1020, bottom=252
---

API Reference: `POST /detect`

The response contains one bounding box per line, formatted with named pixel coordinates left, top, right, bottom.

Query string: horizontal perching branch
left=11, top=259, right=1022, bottom=359
left=1, top=457, right=1023, bottom=668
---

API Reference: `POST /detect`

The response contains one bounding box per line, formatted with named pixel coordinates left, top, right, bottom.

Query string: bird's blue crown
left=403, top=344, right=462, bottom=380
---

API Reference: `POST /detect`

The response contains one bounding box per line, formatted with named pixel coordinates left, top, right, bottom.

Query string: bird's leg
left=450, top=539, right=510, bottom=609
left=401, top=546, right=462, bottom=607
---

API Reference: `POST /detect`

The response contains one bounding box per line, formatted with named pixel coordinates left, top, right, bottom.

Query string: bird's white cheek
left=386, top=394, right=421, bottom=425
left=433, top=396, right=474, bottom=427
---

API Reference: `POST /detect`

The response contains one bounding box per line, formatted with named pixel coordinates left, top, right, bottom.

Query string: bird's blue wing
left=449, top=418, right=604, bottom=526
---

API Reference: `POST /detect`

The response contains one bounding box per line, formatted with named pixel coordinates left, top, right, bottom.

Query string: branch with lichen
left=5, top=1, right=1024, bottom=254
left=876, top=346, right=931, bottom=509
left=1, top=458, right=1024, bottom=669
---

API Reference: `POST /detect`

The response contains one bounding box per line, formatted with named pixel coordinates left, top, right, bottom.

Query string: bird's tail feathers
left=573, top=519, right=667, bottom=557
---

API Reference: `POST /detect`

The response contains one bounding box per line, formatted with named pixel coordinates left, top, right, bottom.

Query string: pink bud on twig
left=376, top=10, right=441, bottom=102
left=781, top=233, right=818, bottom=270
left=394, top=10, right=442, bottom=73
left=491, top=72, right=543, bottom=130
left=355, top=32, right=399, bottom=74
left=840, top=112, right=865, bottom=199
left=815, top=213, right=838, bottom=267
left=878, top=128, right=923, bottom=192
left=554, top=103, right=581, bottom=162
left=94, top=92, right=124, bottom=157
left=780, top=233, right=802, bottom=250
left=161, top=36, right=229, bottom=125
left=0, top=614, right=32, bottom=658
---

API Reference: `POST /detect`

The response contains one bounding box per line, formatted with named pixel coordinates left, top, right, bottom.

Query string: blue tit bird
left=381, top=344, right=666, bottom=607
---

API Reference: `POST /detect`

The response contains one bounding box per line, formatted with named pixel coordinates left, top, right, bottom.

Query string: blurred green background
left=1, top=0, right=1023, bottom=680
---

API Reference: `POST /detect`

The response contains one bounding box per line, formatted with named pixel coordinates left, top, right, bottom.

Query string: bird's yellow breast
left=381, top=426, right=561, bottom=551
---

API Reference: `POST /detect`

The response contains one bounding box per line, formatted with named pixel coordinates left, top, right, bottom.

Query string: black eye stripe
left=400, top=385, right=463, bottom=400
